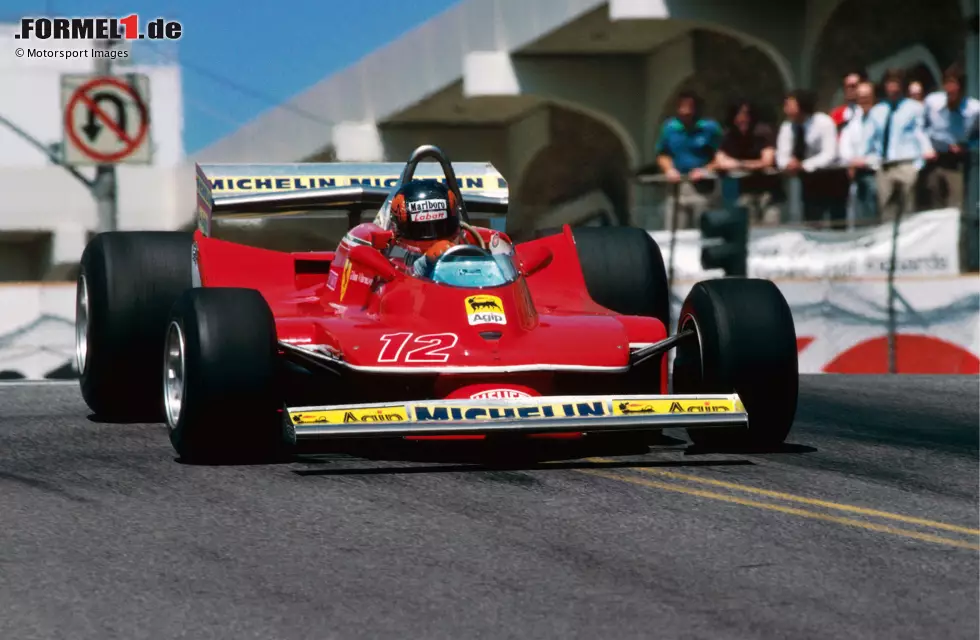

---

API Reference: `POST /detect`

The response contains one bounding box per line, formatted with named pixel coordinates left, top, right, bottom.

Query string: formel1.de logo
left=16, top=16, right=182, bottom=40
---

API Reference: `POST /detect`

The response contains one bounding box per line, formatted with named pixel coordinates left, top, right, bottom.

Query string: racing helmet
left=389, top=179, right=460, bottom=242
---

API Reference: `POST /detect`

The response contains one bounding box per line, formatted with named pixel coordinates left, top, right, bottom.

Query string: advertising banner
left=652, top=208, right=960, bottom=281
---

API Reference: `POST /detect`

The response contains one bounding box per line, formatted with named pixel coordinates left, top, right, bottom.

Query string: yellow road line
left=581, top=469, right=980, bottom=551
left=587, top=458, right=980, bottom=536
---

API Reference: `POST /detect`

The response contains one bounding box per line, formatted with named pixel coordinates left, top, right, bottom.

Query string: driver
left=387, top=179, right=468, bottom=277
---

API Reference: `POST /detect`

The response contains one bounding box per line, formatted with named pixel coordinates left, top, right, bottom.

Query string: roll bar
left=398, top=145, right=471, bottom=223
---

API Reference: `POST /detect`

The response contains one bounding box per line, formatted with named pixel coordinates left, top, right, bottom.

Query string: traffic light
left=699, top=205, right=749, bottom=276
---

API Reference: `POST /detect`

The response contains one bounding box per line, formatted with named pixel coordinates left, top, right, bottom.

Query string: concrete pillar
left=463, top=51, right=643, bottom=166
left=642, top=35, right=695, bottom=161
left=607, top=0, right=800, bottom=90
left=380, top=126, right=509, bottom=170
left=962, top=0, right=978, bottom=98
left=797, top=0, right=846, bottom=88
left=332, top=122, right=384, bottom=161
left=635, top=34, right=696, bottom=229
left=504, top=108, right=552, bottom=235
left=46, top=224, right=87, bottom=281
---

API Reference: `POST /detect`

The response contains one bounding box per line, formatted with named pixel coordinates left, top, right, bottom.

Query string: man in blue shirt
left=654, top=90, right=722, bottom=229
left=922, top=63, right=979, bottom=211
left=863, top=68, right=936, bottom=221
left=922, top=63, right=980, bottom=272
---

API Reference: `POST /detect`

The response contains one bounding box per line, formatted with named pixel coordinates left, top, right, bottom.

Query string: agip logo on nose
left=464, top=295, right=506, bottom=326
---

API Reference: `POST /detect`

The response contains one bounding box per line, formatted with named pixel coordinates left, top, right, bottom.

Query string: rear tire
left=673, top=278, right=799, bottom=449
left=77, top=231, right=193, bottom=421
left=571, top=226, right=670, bottom=327
left=165, top=288, right=285, bottom=464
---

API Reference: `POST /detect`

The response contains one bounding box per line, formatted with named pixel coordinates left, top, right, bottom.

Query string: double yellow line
left=579, top=459, right=980, bottom=551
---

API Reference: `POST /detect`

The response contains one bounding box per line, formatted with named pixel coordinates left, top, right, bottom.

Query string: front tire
left=165, top=288, right=284, bottom=464
left=77, top=231, right=193, bottom=420
left=673, top=278, right=799, bottom=449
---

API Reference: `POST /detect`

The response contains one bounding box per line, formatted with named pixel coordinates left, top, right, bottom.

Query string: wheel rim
left=74, top=274, right=89, bottom=375
left=163, top=321, right=186, bottom=429
left=675, top=313, right=705, bottom=392
left=679, top=313, right=704, bottom=372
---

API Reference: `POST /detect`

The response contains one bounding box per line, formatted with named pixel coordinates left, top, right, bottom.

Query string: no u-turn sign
left=60, top=73, right=152, bottom=165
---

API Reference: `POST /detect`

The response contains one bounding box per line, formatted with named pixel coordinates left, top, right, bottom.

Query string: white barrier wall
left=668, top=277, right=980, bottom=374
left=1, top=276, right=977, bottom=380
left=0, top=284, right=76, bottom=379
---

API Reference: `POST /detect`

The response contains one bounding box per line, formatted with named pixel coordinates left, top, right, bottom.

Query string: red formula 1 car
left=74, top=145, right=799, bottom=463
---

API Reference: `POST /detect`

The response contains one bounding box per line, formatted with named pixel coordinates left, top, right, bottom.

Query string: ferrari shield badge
left=465, top=294, right=506, bottom=325
left=339, top=260, right=353, bottom=301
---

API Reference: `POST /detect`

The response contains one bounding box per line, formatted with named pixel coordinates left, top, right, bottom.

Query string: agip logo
left=465, top=295, right=506, bottom=326
left=611, top=398, right=737, bottom=415
left=290, top=407, right=408, bottom=424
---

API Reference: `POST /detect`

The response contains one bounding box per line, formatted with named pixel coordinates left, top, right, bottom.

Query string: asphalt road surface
left=0, top=375, right=977, bottom=640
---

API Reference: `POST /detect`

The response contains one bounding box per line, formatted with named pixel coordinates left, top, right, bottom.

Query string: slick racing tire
left=77, top=231, right=193, bottom=421
left=164, top=288, right=284, bottom=464
left=673, top=278, right=799, bottom=449
left=571, top=227, right=670, bottom=328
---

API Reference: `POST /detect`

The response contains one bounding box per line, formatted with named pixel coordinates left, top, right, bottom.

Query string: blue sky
left=10, top=0, right=458, bottom=154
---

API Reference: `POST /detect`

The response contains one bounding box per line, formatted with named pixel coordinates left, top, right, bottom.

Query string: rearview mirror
left=347, top=244, right=401, bottom=282
left=369, top=229, right=394, bottom=250
left=518, top=244, right=553, bottom=277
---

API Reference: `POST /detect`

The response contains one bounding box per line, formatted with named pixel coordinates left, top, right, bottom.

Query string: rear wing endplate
left=195, top=160, right=508, bottom=236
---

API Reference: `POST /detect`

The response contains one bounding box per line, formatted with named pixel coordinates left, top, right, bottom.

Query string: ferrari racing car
left=74, top=145, right=799, bottom=462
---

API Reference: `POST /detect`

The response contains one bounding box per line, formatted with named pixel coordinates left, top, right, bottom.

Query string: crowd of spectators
left=653, top=63, right=980, bottom=237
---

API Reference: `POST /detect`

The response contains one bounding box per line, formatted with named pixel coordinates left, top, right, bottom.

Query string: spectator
left=654, top=90, right=723, bottom=229
left=839, top=81, right=879, bottom=222
left=908, top=81, right=925, bottom=102
left=865, top=68, right=936, bottom=221
left=921, top=63, right=980, bottom=210
left=714, top=99, right=782, bottom=225
left=776, top=89, right=845, bottom=224
left=831, top=71, right=865, bottom=135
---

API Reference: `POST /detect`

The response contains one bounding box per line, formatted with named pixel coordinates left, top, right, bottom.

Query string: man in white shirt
left=908, top=81, right=924, bottom=102
left=830, top=71, right=865, bottom=135
left=776, top=89, right=845, bottom=224
left=839, top=81, right=879, bottom=222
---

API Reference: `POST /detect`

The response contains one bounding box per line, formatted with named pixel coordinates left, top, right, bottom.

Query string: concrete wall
left=810, top=0, right=968, bottom=109
left=515, top=106, right=631, bottom=238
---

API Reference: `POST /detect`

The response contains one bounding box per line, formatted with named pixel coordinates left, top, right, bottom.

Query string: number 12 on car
left=377, top=332, right=459, bottom=363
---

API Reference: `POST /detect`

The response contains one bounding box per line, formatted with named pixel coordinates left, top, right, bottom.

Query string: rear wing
left=195, top=158, right=509, bottom=236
